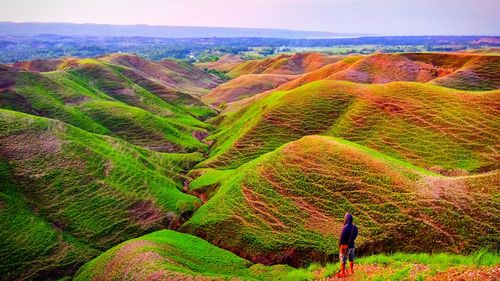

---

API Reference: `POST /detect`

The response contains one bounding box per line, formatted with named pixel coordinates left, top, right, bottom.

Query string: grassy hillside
left=12, top=58, right=64, bottom=72
left=1, top=52, right=499, bottom=280
left=276, top=53, right=500, bottom=92
left=429, top=54, right=500, bottom=90
left=98, top=53, right=221, bottom=98
left=12, top=54, right=220, bottom=119
left=274, top=56, right=364, bottom=92
left=227, top=53, right=341, bottom=78
left=74, top=230, right=293, bottom=281
left=202, top=73, right=298, bottom=106
left=224, top=53, right=499, bottom=104
left=57, top=58, right=216, bottom=121
left=0, top=109, right=206, bottom=280
left=75, top=230, right=500, bottom=281
left=197, top=54, right=244, bottom=72
left=183, top=135, right=499, bottom=265
left=202, top=81, right=499, bottom=173
left=1, top=57, right=217, bottom=152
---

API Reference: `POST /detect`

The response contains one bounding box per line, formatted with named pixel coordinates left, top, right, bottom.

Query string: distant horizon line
left=0, top=21, right=499, bottom=37
left=0, top=21, right=360, bottom=35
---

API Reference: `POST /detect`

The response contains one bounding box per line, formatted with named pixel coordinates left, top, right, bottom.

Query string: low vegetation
left=75, top=230, right=500, bottom=280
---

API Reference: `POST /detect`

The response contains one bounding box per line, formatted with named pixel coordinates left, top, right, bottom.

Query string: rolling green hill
left=183, top=135, right=499, bottom=265
left=1, top=55, right=220, bottom=152
left=227, top=52, right=341, bottom=78
left=204, top=53, right=500, bottom=106
left=0, top=54, right=221, bottom=280
left=0, top=110, right=204, bottom=280
left=75, top=230, right=499, bottom=281
left=202, top=81, right=499, bottom=173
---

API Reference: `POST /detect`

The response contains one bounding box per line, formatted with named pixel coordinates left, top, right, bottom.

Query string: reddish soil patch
left=0, top=132, right=62, bottom=160
left=324, top=264, right=392, bottom=280
left=192, top=130, right=209, bottom=141
left=128, top=200, right=165, bottom=228
left=63, top=95, right=90, bottom=105
left=101, top=241, right=178, bottom=280
left=103, top=240, right=157, bottom=273
left=197, top=54, right=244, bottom=72
left=103, top=160, right=113, bottom=177
left=12, top=59, right=63, bottom=72
left=429, top=265, right=500, bottom=281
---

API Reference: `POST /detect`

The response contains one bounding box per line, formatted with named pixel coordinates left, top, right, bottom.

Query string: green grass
left=74, top=230, right=293, bottom=281
left=59, top=58, right=212, bottom=127
left=202, top=80, right=499, bottom=173
left=0, top=58, right=216, bottom=153
left=285, top=250, right=500, bottom=281
left=74, top=229, right=500, bottom=280
left=79, top=99, right=206, bottom=152
left=183, top=135, right=499, bottom=265
left=0, top=55, right=221, bottom=280
left=0, top=109, right=204, bottom=280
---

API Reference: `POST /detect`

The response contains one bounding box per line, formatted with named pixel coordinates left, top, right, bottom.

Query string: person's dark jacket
left=339, top=213, right=358, bottom=248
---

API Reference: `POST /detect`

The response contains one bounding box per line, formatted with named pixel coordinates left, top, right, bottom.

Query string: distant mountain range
left=0, top=22, right=360, bottom=38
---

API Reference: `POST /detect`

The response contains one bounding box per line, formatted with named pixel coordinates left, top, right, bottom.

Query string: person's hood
left=344, top=213, right=353, bottom=225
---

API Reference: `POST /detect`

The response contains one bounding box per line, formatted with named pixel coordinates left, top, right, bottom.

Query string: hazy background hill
left=0, top=22, right=358, bottom=38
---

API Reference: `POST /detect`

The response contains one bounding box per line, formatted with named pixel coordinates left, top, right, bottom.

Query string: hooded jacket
left=339, top=213, right=358, bottom=248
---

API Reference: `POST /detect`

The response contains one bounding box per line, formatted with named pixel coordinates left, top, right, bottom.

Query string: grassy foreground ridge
left=75, top=230, right=499, bottom=281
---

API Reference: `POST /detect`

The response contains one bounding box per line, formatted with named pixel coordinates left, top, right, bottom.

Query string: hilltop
left=197, top=54, right=244, bottom=73
left=227, top=53, right=341, bottom=78
left=203, top=80, right=499, bottom=172
left=1, top=54, right=220, bottom=152
left=202, top=74, right=298, bottom=106
left=203, top=52, right=342, bottom=106
left=204, top=53, right=500, bottom=106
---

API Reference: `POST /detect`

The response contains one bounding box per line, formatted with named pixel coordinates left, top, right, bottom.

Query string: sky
left=0, top=0, right=499, bottom=35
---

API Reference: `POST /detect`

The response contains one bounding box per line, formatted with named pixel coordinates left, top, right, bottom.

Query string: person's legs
left=336, top=251, right=348, bottom=277
left=348, top=248, right=355, bottom=274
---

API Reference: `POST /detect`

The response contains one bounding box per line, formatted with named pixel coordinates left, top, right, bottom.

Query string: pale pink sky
left=1, top=0, right=499, bottom=35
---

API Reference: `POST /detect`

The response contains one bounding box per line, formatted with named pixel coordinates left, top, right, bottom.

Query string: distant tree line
left=0, top=35, right=497, bottom=63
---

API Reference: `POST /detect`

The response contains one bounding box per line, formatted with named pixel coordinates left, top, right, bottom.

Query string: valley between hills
left=0, top=51, right=499, bottom=280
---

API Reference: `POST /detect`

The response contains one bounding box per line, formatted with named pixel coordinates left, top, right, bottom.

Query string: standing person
left=335, top=213, right=358, bottom=278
